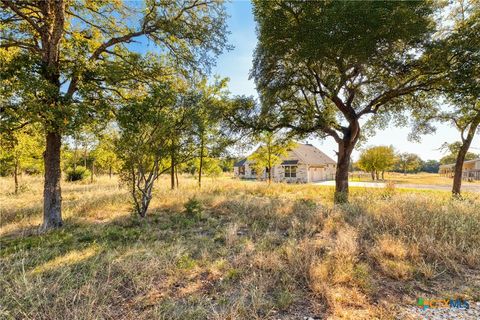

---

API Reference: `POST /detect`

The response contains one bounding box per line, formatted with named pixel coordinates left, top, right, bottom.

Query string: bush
left=65, top=166, right=91, bottom=181
left=184, top=197, right=203, bottom=220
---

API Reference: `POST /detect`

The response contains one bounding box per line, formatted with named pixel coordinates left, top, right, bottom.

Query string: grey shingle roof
left=237, top=143, right=336, bottom=167
left=290, top=143, right=336, bottom=165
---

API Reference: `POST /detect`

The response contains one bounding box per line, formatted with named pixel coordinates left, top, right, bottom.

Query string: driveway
left=314, top=180, right=480, bottom=192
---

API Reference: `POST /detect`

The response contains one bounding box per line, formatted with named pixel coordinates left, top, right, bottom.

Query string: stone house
left=233, top=143, right=336, bottom=183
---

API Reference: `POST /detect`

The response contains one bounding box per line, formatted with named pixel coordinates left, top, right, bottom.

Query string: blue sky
left=212, top=1, right=480, bottom=161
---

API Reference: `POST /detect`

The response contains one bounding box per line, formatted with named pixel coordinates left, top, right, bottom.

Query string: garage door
left=310, top=167, right=324, bottom=182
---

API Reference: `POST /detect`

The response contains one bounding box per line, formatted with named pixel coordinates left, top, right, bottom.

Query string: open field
left=1, top=175, right=480, bottom=319
left=349, top=172, right=480, bottom=186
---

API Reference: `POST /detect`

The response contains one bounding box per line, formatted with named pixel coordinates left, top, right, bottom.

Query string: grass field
left=349, top=172, right=480, bottom=186
left=1, top=175, right=480, bottom=319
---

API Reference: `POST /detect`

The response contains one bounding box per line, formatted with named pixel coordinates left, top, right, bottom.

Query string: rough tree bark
left=333, top=121, right=360, bottom=204
left=42, top=132, right=63, bottom=229
left=452, top=115, right=480, bottom=196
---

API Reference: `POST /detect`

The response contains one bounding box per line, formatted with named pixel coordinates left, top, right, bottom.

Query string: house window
left=239, top=166, right=245, bottom=175
left=251, top=168, right=256, bottom=176
left=284, top=166, right=297, bottom=178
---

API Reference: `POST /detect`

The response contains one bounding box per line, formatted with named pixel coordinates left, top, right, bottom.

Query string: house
left=233, top=143, right=336, bottom=183
left=439, top=158, right=480, bottom=181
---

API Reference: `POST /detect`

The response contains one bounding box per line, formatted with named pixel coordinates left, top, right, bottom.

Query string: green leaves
left=251, top=0, right=441, bottom=139
left=1, top=0, right=229, bottom=134
left=357, top=146, right=395, bottom=174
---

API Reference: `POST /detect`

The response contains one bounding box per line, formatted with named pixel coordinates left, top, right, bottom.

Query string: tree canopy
left=249, top=0, right=443, bottom=202
left=247, top=131, right=294, bottom=183
left=0, top=0, right=229, bottom=228
left=357, top=146, right=395, bottom=180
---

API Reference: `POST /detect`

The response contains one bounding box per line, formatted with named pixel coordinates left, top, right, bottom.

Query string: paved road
left=314, top=180, right=480, bottom=192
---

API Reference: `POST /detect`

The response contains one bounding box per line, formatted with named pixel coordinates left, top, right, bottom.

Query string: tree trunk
left=382, top=171, right=385, bottom=180
left=334, top=122, right=359, bottom=204
left=73, top=146, right=78, bottom=170
left=371, top=171, right=375, bottom=181
left=170, top=149, right=175, bottom=190
left=335, top=140, right=355, bottom=203
left=90, top=161, right=94, bottom=183
left=375, top=170, right=379, bottom=181
left=109, top=166, right=112, bottom=178
left=268, top=166, right=272, bottom=184
left=198, top=135, right=204, bottom=188
left=452, top=116, right=480, bottom=196
left=83, top=148, right=87, bottom=167
left=14, top=159, right=19, bottom=194
left=140, top=186, right=152, bottom=218
left=175, top=166, right=179, bottom=188
left=42, top=131, right=63, bottom=230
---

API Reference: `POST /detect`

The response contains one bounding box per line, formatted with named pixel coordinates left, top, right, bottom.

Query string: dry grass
left=1, top=174, right=480, bottom=319
left=350, top=172, right=480, bottom=185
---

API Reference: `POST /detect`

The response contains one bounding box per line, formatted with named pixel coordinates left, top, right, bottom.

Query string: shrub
left=184, top=197, right=203, bottom=220
left=65, top=166, right=91, bottom=181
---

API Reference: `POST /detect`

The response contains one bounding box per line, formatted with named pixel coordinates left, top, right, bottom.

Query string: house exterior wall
left=464, top=162, right=476, bottom=170
left=308, top=164, right=336, bottom=182
left=438, top=159, right=480, bottom=180
left=234, top=162, right=337, bottom=183
left=270, top=164, right=309, bottom=183
left=233, top=144, right=337, bottom=183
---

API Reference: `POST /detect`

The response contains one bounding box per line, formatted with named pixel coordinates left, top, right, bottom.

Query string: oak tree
left=0, top=0, right=228, bottom=228
left=250, top=1, right=442, bottom=202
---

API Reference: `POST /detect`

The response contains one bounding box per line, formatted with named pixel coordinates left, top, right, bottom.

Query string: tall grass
left=1, top=175, right=479, bottom=319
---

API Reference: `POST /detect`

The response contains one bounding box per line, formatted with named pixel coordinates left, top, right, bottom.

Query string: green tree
left=357, top=146, right=395, bottom=180
left=0, top=126, right=44, bottom=193
left=412, top=1, right=480, bottom=196
left=395, top=152, right=422, bottom=175
left=248, top=131, right=294, bottom=184
left=249, top=1, right=443, bottom=203
left=421, top=160, right=440, bottom=173
left=0, top=0, right=228, bottom=229
left=91, top=128, right=121, bottom=178
left=191, top=77, right=234, bottom=188
left=439, top=142, right=479, bottom=165
left=117, top=82, right=178, bottom=217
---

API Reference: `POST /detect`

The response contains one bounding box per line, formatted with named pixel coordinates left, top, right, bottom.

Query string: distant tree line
left=354, top=145, right=442, bottom=180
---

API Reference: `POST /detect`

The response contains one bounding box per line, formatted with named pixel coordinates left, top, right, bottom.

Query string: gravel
left=400, top=302, right=480, bottom=320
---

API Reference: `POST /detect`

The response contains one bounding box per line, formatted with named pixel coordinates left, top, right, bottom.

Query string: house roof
left=290, top=143, right=336, bottom=166
left=439, top=157, right=480, bottom=168
left=234, top=143, right=336, bottom=167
